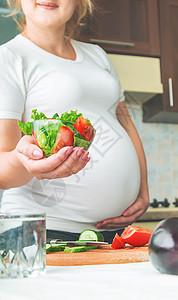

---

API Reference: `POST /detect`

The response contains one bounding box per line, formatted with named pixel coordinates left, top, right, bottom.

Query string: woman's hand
left=96, top=194, right=149, bottom=230
left=15, top=135, right=90, bottom=180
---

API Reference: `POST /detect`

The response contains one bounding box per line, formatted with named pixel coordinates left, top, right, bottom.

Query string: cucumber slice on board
left=85, top=246, right=99, bottom=250
left=64, top=246, right=86, bottom=253
left=46, top=243, right=52, bottom=253
left=46, top=244, right=65, bottom=253
left=79, top=230, right=104, bottom=242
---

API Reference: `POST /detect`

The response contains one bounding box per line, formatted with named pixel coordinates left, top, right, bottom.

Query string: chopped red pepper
left=121, top=225, right=152, bottom=247
left=111, top=233, right=125, bottom=249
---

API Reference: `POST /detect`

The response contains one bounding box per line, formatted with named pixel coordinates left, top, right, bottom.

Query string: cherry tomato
left=121, top=226, right=152, bottom=247
left=52, top=126, right=73, bottom=154
left=32, top=129, right=39, bottom=147
left=74, top=116, right=95, bottom=141
left=111, top=233, right=125, bottom=249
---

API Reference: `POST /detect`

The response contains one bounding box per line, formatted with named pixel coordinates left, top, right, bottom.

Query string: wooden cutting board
left=46, top=245, right=149, bottom=266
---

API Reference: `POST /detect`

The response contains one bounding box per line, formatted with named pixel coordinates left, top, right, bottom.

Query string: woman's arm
left=0, top=119, right=33, bottom=189
left=0, top=119, right=90, bottom=190
left=116, top=100, right=149, bottom=205
left=96, top=100, right=149, bottom=229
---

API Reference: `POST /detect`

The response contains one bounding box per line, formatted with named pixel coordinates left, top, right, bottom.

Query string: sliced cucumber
left=97, top=232, right=105, bottom=242
left=46, top=243, right=52, bottom=253
left=64, top=246, right=86, bottom=253
left=85, top=246, right=99, bottom=250
left=79, top=230, right=104, bottom=242
left=36, top=128, right=47, bottom=148
left=51, top=244, right=65, bottom=252
left=46, top=244, right=65, bottom=253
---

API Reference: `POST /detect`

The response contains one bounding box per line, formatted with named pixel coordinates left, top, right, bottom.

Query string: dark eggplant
left=149, top=217, right=178, bottom=275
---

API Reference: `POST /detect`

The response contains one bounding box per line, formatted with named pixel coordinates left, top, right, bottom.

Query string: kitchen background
left=0, top=0, right=178, bottom=208
left=127, top=100, right=178, bottom=203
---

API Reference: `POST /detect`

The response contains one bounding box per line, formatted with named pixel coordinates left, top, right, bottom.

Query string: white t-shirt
left=0, top=34, right=140, bottom=232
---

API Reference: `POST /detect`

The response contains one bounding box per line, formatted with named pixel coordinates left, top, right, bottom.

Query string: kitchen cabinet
left=80, top=0, right=178, bottom=123
left=79, top=0, right=160, bottom=57
left=143, top=0, right=178, bottom=123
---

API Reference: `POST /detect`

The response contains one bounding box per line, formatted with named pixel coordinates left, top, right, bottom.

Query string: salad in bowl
left=18, top=109, right=95, bottom=157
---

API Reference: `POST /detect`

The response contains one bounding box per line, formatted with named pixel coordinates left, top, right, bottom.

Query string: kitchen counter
left=138, top=207, right=178, bottom=221
left=1, top=262, right=178, bottom=300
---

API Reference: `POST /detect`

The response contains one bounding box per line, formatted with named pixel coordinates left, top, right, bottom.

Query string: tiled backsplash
left=127, top=101, right=178, bottom=204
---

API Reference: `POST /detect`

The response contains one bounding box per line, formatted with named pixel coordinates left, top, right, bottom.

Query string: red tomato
left=52, top=126, right=73, bottom=154
left=74, top=116, right=95, bottom=141
left=32, top=129, right=39, bottom=147
left=121, top=226, right=152, bottom=247
left=111, top=233, right=125, bottom=249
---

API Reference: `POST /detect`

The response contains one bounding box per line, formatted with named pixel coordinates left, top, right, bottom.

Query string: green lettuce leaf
left=17, top=121, right=33, bottom=135
left=73, top=136, right=91, bottom=150
left=52, top=113, right=60, bottom=119
left=31, top=109, right=47, bottom=121
left=59, top=110, right=83, bottom=124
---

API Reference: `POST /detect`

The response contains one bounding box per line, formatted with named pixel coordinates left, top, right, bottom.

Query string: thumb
left=17, top=135, right=43, bottom=160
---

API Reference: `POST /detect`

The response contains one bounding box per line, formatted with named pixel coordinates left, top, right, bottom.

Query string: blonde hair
left=6, top=0, right=95, bottom=38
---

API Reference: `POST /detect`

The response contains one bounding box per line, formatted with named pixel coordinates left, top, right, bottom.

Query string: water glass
left=0, top=214, right=46, bottom=279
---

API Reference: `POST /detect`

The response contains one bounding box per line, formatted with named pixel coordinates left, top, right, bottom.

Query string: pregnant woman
left=0, top=0, right=149, bottom=242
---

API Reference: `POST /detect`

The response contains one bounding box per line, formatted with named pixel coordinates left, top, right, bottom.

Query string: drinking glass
left=0, top=214, right=46, bottom=278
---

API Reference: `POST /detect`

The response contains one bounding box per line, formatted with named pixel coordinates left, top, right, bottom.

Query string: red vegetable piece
left=52, top=126, right=73, bottom=154
left=111, top=233, right=125, bottom=249
left=121, top=225, right=152, bottom=247
left=74, top=116, right=95, bottom=141
left=32, top=129, right=39, bottom=147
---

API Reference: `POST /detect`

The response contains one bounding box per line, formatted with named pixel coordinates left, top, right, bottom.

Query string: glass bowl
left=32, top=119, right=93, bottom=157
left=32, top=119, right=63, bottom=157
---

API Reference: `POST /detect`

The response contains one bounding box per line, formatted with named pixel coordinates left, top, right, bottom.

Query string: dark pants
left=46, top=229, right=124, bottom=244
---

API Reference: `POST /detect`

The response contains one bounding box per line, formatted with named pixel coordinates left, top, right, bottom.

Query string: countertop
left=138, top=207, right=178, bottom=221
left=1, top=262, right=178, bottom=300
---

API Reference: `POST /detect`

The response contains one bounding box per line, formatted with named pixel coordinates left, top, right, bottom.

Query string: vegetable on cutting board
left=46, top=243, right=66, bottom=253
left=64, top=246, right=87, bottom=253
left=149, top=217, right=178, bottom=275
left=79, top=230, right=104, bottom=242
left=111, top=225, right=153, bottom=249
left=121, top=225, right=152, bottom=247
left=111, top=233, right=125, bottom=249
left=46, top=230, right=104, bottom=254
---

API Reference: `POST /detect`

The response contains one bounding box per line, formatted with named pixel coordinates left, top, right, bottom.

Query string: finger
left=17, top=146, right=74, bottom=174
left=62, top=148, right=90, bottom=175
left=16, top=135, right=43, bottom=159
left=53, top=147, right=85, bottom=175
left=97, top=223, right=126, bottom=229
left=122, top=197, right=147, bottom=217
left=70, top=150, right=90, bottom=174
left=96, top=210, right=143, bottom=229
left=96, top=221, right=126, bottom=229
left=42, top=148, right=90, bottom=179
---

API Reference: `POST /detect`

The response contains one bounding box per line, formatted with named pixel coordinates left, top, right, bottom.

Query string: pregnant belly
left=62, top=128, right=141, bottom=223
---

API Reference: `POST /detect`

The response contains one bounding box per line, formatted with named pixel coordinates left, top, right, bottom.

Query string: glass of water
left=0, top=214, right=46, bottom=279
